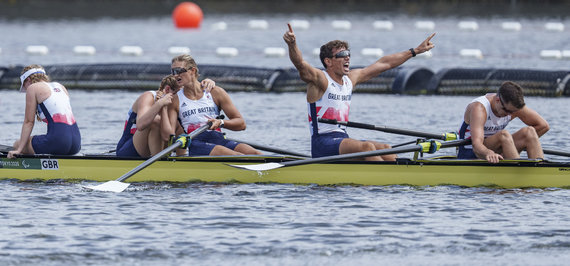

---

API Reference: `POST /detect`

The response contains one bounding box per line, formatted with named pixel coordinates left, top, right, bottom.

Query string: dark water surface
left=1, top=14, right=570, bottom=265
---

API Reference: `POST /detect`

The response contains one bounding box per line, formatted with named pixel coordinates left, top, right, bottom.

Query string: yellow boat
left=2, top=154, right=570, bottom=188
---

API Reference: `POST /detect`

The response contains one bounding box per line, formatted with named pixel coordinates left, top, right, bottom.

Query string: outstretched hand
left=283, top=23, right=296, bottom=45
left=415, top=33, right=436, bottom=54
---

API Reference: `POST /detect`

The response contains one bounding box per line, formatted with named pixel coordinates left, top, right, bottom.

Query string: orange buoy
left=172, top=2, right=203, bottom=28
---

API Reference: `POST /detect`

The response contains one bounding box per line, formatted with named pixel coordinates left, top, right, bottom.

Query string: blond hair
left=159, top=75, right=179, bottom=92
left=21, top=64, right=50, bottom=84
left=171, top=54, right=199, bottom=79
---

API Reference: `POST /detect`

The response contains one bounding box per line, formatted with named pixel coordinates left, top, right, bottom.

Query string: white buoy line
left=12, top=43, right=567, bottom=61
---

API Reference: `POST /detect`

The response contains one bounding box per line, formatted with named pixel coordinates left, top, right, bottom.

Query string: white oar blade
left=84, top=181, right=130, bottom=193
left=227, top=162, right=284, bottom=171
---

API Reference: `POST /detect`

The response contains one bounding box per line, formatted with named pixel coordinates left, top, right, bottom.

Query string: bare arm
left=8, top=88, right=38, bottom=158
left=468, top=103, right=503, bottom=163
left=162, top=95, right=180, bottom=140
left=350, top=33, right=436, bottom=85
left=210, top=87, right=245, bottom=131
left=283, top=23, right=328, bottom=102
left=135, top=91, right=172, bottom=131
left=511, top=106, right=549, bottom=137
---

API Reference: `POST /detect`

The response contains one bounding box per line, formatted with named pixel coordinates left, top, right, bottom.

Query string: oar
left=84, top=122, right=211, bottom=192
left=225, top=137, right=310, bottom=158
left=542, top=149, right=570, bottom=157
left=0, top=144, right=13, bottom=154
left=228, top=139, right=471, bottom=171
left=318, top=118, right=457, bottom=141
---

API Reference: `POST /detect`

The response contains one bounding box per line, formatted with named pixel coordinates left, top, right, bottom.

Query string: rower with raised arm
left=283, top=23, right=435, bottom=160
left=458, top=81, right=549, bottom=163
left=8, top=65, right=81, bottom=158
left=163, top=54, right=262, bottom=156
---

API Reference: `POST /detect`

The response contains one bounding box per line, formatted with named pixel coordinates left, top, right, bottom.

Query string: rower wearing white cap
left=8, top=64, right=81, bottom=158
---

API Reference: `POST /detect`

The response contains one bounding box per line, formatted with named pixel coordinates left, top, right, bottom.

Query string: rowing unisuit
left=116, top=91, right=156, bottom=157
left=34, top=82, right=81, bottom=155
left=177, top=89, right=239, bottom=155
left=308, top=71, right=352, bottom=158
left=458, top=94, right=511, bottom=159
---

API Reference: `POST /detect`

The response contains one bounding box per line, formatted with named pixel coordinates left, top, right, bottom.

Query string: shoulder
left=209, top=86, right=229, bottom=99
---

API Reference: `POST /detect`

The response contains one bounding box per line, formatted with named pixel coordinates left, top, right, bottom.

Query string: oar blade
left=84, top=180, right=130, bottom=193
left=227, top=162, right=284, bottom=171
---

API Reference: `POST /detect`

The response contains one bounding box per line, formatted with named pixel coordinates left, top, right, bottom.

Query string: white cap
left=19, top=68, right=46, bottom=92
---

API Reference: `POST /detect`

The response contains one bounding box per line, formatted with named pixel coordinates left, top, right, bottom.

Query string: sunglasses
left=171, top=67, right=190, bottom=75
left=333, top=50, right=350, bottom=59
left=498, top=94, right=518, bottom=114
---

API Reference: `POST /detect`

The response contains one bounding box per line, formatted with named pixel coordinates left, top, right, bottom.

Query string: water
left=1, top=14, right=570, bottom=265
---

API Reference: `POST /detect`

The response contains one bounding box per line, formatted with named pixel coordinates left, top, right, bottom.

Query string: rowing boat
left=1, top=154, right=570, bottom=188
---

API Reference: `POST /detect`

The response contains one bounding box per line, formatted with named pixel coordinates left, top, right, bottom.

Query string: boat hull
left=1, top=155, right=570, bottom=188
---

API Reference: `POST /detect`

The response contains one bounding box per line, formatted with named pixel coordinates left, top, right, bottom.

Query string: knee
left=522, top=126, right=539, bottom=139
left=497, top=130, right=513, bottom=141
left=361, top=142, right=377, bottom=152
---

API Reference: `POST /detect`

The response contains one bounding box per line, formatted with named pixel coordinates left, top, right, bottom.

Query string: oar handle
left=543, top=149, right=570, bottom=157
left=116, top=122, right=211, bottom=182
left=318, top=118, right=456, bottom=141
left=282, top=139, right=470, bottom=167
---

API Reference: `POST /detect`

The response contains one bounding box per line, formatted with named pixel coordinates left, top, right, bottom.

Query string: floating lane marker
left=211, top=21, right=227, bottom=31
left=168, top=46, right=191, bottom=55
left=73, top=45, right=96, bottom=55
left=289, top=20, right=310, bottom=30
left=540, top=50, right=562, bottom=60
left=458, top=21, right=479, bottom=31
left=459, top=49, right=483, bottom=59
left=501, top=22, right=522, bottom=31
left=544, top=22, right=564, bottom=32
left=263, top=47, right=286, bottom=57
left=0, top=47, right=2, bottom=55
left=26, top=45, right=49, bottom=55
left=216, top=47, right=238, bottom=57
left=248, top=20, right=268, bottom=29
left=312, top=48, right=320, bottom=56
left=361, top=48, right=384, bottom=57
left=120, top=46, right=143, bottom=56
left=415, top=21, right=435, bottom=30
left=332, top=20, right=351, bottom=30
left=563, top=50, right=570, bottom=60
left=373, top=20, right=393, bottom=31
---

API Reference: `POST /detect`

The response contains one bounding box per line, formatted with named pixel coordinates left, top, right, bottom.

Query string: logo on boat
left=41, top=159, right=59, bottom=170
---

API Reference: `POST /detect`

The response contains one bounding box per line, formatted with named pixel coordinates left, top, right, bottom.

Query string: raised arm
left=350, top=33, right=435, bottom=85
left=283, top=23, right=328, bottom=101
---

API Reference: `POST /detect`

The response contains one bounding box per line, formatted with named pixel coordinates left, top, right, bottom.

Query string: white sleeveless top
left=460, top=94, right=511, bottom=148
left=307, top=71, right=352, bottom=136
left=37, top=82, right=76, bottom=125
left=177, top=89, right=220, bottom=133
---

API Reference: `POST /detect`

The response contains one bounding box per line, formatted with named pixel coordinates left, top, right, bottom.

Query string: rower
left=457, top=81, right=549, bottom=163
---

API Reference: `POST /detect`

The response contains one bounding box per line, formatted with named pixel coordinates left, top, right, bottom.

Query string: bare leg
left=339, top=138, right=383, bottom=161
left=133, top=129, right=152, bottom=157
left=512, top=126, right=543, bottom=159
left=483, top=130, right=519, bottom=159
left=147, top=123, right=166, bottom=156
left=234, top=143, right=263, bottom=155
left=210, top=145, right=243, bottom=156
left=371, top=141, right=397, bottom=161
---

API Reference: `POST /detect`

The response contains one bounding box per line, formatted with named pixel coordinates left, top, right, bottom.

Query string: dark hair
left=498, top=81, right=525, bottom=109
left=319, top=40, right=349, bottom=68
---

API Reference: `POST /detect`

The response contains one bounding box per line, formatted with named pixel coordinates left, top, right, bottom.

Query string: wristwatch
left=219, top=119, right=224, bottom=128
